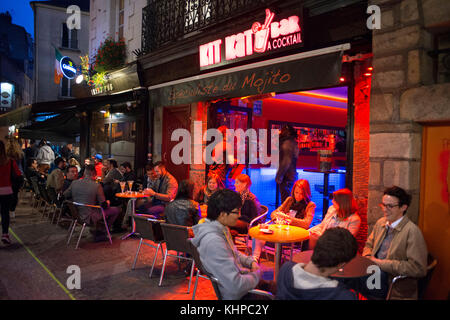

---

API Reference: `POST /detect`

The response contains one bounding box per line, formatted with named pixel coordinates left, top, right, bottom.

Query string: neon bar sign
left=199, top=9, right=302, bottom=68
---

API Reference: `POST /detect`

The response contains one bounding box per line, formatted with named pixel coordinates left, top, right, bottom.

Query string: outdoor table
left=115, top=192, right=149, bottom=240
left=292, top=250, right=378, bottom=278
left=249, top=224, right=309, bottom=281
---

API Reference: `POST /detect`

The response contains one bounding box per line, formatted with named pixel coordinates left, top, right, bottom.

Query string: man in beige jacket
left=363, top=186, right=428, bottom=299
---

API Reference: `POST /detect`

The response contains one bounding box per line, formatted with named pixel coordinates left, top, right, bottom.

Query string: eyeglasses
left=379, top=203, right=400, bottom=209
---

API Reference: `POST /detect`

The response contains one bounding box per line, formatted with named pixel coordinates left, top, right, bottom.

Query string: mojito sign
left=199, top=9, right=302, bottom=69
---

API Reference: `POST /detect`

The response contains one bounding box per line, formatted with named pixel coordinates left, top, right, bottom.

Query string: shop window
left=111, top=121, right=136, bottom=165
left=62, top=23, right=78, bottom=49
left=60, top=77, right=72, bottom=97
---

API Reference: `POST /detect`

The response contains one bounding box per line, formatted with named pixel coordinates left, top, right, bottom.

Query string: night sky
left=0, top=0, right=35, bottom=37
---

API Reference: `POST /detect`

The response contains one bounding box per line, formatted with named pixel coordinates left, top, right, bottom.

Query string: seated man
left=25, top=158, right=45, bottom=183
left=191, top=189, right=263, bottom=300
left=63, top=164, right=121, bottom=241
left=138, top=161, right=178, bottom=219
left=362, top=186, right=428, bottom=300
left=276, top=227, right=358, bottom=300
left=62, top=165, right=78, bottom=193
left=119, top=161, right=137, bottom=183
left=46, top=157, right=66, bottom=194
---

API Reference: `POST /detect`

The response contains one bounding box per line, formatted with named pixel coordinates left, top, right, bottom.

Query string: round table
left=116, top=192, right=149, bottom=240
left=249, top=224, right=309, bottom=281
left=292, top=250, right=378, bottom=278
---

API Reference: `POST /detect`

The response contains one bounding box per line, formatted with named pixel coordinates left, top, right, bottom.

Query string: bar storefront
left=139, top=1, right=372, bottom=228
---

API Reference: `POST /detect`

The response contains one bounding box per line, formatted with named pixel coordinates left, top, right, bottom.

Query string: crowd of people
left=0, top=130, right=429, bottom=301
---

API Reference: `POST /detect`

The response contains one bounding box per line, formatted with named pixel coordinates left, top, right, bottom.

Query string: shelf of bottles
left=270, top=122, right=346, bottom=154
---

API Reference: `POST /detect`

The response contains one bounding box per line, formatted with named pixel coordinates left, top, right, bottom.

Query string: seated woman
left=253, top=179, right=317, bottom=261
left=195, top=173, right=223, bottom=205
left=229, top=174, right=260, bottom=235
left=165, top=180, right=199, bottom=231
left=271, top=179, right=316, bottom=229
left=308, top=188, right=361, bottom=249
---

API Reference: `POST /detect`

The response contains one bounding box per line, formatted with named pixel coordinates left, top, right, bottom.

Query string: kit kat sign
left=199, top=9, right=302, bottom=69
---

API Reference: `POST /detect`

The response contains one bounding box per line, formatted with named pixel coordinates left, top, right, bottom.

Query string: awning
left=19, top=112, right=80, bottom=142
left=0, top=88, right=146, bottom=127
left=148, top=44, right=350, bottom=108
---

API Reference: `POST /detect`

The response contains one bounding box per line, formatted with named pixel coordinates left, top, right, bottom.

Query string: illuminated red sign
left=199, top=9, right=302, bottom=68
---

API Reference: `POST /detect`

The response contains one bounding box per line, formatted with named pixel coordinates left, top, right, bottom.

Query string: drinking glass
left=127, top=181, right=134, bottom=193
left=284, top=217, right=291, bottom=231
left=275, top=217, right=283, bottom=228
left=120, top=181, right=126, bottom=194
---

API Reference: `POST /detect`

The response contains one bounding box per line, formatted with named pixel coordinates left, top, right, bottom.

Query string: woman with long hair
left=271, top=179, right=316, bottom=229
left=6, top=137, right=25, bottom=218
left=308, top=188, right=361, bottom=248
left=229, top=174, right=261, bottom=235
left=195, top=173, right=223, bottom=205
left=0, top=140, right=23, bottom=244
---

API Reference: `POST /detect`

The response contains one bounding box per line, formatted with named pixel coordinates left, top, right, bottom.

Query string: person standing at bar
left=276, top=125, right=299, bottom=203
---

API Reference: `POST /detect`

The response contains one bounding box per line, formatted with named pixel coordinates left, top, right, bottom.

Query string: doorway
left=420, top=123, right=450, bottom=299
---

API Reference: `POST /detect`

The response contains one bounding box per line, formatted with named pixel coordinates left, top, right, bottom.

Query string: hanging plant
left=93, top=38, right=126, bottom=73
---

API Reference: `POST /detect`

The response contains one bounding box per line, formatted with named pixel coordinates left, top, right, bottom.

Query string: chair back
left=30, top=177, right=41, bottom=197
left=249, top=205, right=270, bottom=229
left=47, top=187, right=59, bottom=204
left=37, top=183, right=51, bottom=203
left=64, top=201, right=81, bottom=221
left=187, top=238, right=223, bottom=300
left=418, top=254, right=438, bottom=299
left=134, top=215, right=165, bottom=242
left=160, top=223, right=191, bottom=253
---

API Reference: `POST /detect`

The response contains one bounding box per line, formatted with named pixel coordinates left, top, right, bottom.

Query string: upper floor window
left=118, top=0, right=125, bottom=40
left=184, top=0, right=211, bottom=32
left=62, top=23, right=78, bottom=49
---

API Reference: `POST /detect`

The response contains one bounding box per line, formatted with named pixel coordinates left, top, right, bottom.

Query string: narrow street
left=0, top=192, right=219, bottom=300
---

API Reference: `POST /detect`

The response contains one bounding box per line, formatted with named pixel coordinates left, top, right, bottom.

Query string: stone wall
left=368, top=0, right=450, bottom=231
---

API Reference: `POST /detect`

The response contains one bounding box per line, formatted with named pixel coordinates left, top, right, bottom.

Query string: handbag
left=10, top=160, right=24, bottom=193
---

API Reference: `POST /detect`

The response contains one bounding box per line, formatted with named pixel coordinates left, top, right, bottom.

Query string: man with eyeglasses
left=192, top=189, right=272, bottom=300
left=362, top=186, right=428, bottom=299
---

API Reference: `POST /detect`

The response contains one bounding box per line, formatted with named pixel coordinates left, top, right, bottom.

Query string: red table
left=292, top=250, right=378, bottom=278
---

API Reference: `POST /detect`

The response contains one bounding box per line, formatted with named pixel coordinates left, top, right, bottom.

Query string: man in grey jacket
left=36, top=140, right=55, bottom=166
left=191, top=189, right=261, bottom=300
left=63, top=164, right=121, bottom=241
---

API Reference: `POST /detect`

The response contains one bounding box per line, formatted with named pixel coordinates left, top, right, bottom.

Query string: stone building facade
left=368, top=0, right=450, bottom=299
left=369, top=0, right=450, bottom=227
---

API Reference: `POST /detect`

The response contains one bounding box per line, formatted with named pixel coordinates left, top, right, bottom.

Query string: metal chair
left=66, top=201, right=113, bottom=249
left=46, top=187, right=63, bottom=224
left=30, top=177, right=44, bottom=214
left=386, top=254, right=437, bottom=300
left=158, top=223, right=195, bottom=294
left=234, top=205, right=269, bottom=254
left=131, top=215, right=166, bottom=279
left=188, top=239, right=274, bottom=300
left=37, top=183, right=53, bottom=219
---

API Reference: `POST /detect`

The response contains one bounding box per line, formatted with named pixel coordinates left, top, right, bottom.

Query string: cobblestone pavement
left=0, top=192, right=275, bottom=300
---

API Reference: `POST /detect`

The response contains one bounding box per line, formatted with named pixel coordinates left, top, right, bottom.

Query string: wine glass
left=120, top=181, right=126, bottom=194
left=284, top=217, right=291, bottom=231
left=275, top=216, right=283, bottom=228
left=127, top=181, right=134, bottom=194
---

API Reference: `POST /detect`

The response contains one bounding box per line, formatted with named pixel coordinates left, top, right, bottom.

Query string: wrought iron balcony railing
left=142, top=0, right=277, bottom=54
